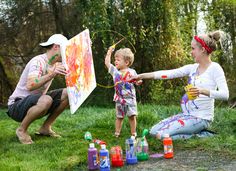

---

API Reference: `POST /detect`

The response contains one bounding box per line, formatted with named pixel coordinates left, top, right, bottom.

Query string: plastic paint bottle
left=99, top=144, right=110, bottom=171
left=185, top=84, right=197, bottom=100
left=163, top=134, right=174, bottom=159
left=88, top=143, right=99, bottom=170
left=140, top=129, right=149, bottom=153
left=136, top=137, right=149, bottom=161
left=126, top=136, right=138, bottom=165
left=110, top=146, right=124, bottom=167
left=136, top=129, right=149, bottom=161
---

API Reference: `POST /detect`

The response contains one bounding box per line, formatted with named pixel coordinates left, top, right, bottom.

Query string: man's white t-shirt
left=8, top=54, right=50, bottom=105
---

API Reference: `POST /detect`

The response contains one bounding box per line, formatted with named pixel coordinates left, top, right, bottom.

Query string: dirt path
left=113, top=150, right=236, bottom=171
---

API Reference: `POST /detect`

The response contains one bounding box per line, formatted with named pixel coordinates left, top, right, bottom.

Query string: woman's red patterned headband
left=194, top=36, right=213, bottom=54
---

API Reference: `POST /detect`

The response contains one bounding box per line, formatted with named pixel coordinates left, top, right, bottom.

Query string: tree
left=205, top=0, right=236, bottom=104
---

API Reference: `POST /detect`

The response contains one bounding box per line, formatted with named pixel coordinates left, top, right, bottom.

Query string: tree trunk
left=0, top=61, right=14, bottom=105
left=50, top=0, right=68, bottom=37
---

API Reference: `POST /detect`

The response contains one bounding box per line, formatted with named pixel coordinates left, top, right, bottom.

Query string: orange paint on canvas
left=64, top=29, right=96, bottom=114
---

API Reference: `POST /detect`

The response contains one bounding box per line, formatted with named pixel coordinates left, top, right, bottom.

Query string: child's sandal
left=114, top=132, right=120, bottom=138
left=131, top=132, right=137, bottom=138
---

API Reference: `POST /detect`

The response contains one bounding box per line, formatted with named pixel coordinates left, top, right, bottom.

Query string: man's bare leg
left=16, top=95, right=53, bottom=144
left=38, top=88, right=69, bottom=136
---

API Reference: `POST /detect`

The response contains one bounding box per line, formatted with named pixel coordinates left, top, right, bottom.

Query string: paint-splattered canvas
left=64, top=29, right=96, bottom=114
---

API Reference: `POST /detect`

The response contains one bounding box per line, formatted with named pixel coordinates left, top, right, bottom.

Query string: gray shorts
left=116, top=103, right=137, bottom=118
left=7, top=89, right=63, bottom=122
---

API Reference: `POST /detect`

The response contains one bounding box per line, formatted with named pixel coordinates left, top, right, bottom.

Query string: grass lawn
left=0, top=104, right=235, bottom=171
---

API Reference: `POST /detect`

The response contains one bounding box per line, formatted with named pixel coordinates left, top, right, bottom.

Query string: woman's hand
left=135, top=80, right=143, bottom=86
left=187, top=86, right=210, bottom=99
left=129, top=72, right=155, bottom=82
left=198, top=87, right=210, bottom=97
left=128, top=75, right=140, bottom=83
left=187, top=86, right=200, bottom=99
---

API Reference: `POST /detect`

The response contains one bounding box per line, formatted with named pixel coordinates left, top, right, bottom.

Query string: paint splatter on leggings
left=149, top=113, right=210, bottom=140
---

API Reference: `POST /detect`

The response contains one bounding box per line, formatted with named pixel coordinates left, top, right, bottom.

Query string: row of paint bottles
left=88, top=144, right=125, bottom=170
left=88, top=133, right=173, bottom=170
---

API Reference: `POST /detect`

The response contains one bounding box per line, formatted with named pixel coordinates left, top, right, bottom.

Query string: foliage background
left=0, top=0, right=235, bottom=107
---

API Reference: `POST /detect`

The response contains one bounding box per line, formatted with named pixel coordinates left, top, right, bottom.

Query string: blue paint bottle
left=125, top=136, right=138, bottom=165
left=99, top=144, right=110, bottom=171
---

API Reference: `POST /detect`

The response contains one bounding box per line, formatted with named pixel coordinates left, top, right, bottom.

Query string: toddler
left=105, top=46, right=142, bottom=137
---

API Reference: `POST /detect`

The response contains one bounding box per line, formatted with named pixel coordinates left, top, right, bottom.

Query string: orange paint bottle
left=163, top=134, right=174, bottom=159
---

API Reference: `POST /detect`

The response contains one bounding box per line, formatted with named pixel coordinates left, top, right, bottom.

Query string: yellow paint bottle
left=185, top=84, right=197, bottom=100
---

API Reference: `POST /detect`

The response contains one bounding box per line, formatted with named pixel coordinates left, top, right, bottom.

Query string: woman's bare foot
left=156, top=133, right=162, bottom=140
left=16, top=128, right=33, bottom=144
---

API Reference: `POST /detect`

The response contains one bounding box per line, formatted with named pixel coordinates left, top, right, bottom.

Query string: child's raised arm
left=105, top=46, right=114, bottom=69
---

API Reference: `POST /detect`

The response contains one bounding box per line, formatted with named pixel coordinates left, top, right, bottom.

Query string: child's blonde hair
left=115, top=48, right=134, bottom=67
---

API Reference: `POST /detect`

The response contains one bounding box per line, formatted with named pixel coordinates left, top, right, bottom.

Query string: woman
left=133, top=30, right=229, bottom=140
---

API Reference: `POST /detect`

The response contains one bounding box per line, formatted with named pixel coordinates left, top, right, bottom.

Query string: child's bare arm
left=105, top=46, right=114, bottom=69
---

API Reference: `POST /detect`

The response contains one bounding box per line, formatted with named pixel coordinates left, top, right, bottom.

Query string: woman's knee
left=150, top=128, right=165, bottom=140
left=149, top=126, right=158, bottom=137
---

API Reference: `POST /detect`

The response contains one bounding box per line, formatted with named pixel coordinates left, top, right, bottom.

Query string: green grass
left=0, top=105, right=235, bottom=171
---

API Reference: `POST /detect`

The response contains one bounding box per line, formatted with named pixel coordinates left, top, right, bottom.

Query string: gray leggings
left=150, top=113, right=211, bottom=140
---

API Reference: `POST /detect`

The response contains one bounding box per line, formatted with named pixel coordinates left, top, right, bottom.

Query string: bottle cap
left=89, top=143, right=95, bottom=148
left=101, top=144, right=106, bottom=149
left=84, top=131, right=92, bottom=141
left=142, top=129, right=149, bottom=137
left=163, top=134, right=170, bottom=138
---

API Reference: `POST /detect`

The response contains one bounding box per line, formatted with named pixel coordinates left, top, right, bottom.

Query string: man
left=7, top=34, right=69, bottom=144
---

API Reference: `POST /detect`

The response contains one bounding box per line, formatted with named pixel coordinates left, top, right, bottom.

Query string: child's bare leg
left=129, top=115, right=136, bottom=136
left=115, top=117, right=123, bottom=136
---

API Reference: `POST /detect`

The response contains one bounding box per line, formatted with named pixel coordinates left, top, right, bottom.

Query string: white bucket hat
left=40, top=34, right=68, bottom=47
